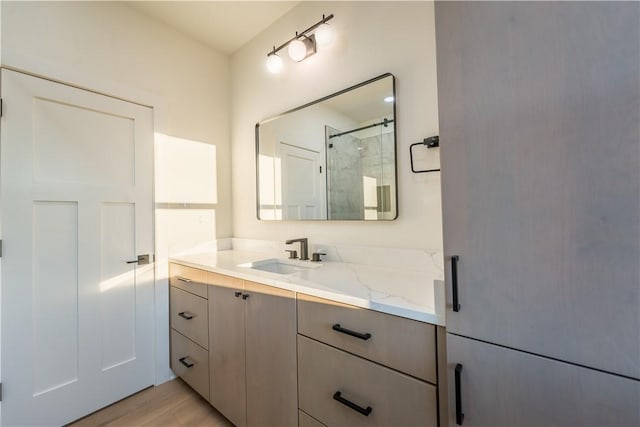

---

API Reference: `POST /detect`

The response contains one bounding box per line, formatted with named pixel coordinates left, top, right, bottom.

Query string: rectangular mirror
left=256, top=73, right=397, bottom=220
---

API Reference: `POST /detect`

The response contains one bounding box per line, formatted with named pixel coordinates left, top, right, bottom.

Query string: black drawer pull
left=179, top=357, right=194, bottom=368
left=242, top=293, right=250, bottom=300
left=178, top=312, right=193, bottom=320
left=451, top=255, right=461, bottom=312
left=177, top=276, right=193, bottom=283
left=333, top=391, right=372, bottom=416
left=455, top=363, right=464, bottom=425
left=332, top=324, right=371, bottom=340
left=234, top=291, right=242, bottom=298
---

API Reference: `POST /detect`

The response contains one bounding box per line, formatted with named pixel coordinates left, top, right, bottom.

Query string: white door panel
left=32, top=201, right=80, bottom=396
left=279, top=142, right=326, bottom=220
left=32, top=97, right=136, bottom=185
left=100, top=202, right=136, bottom=371
left=1, top=69, right=154, bottom=426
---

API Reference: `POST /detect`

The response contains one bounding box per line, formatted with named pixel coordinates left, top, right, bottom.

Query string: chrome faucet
left=285, top=238, right=309, bottom=261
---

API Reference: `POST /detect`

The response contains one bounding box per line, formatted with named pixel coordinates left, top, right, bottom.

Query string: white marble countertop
left=170, top=246, right=445, bottom=326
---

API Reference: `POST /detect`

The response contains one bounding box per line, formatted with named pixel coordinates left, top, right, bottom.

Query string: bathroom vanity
left=168, top=245, right=445, bottom=427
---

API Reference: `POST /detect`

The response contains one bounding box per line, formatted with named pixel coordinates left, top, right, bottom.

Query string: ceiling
left=126, top=1, right=299, bottom=55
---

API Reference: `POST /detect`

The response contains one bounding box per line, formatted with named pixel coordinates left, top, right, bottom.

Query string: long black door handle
left=332, top=324, right=371, bottom=340
left=455, top=363, right=464, bottom=425
left=178, top=312, right=193, bottom=320
left=179, top=357, right=194, bottom=368
left=333, top=391, right=372, bottom=416
left=451, top=255, right=461, bottom=312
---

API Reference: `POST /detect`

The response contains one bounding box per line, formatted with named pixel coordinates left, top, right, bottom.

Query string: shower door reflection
left=326, top=118, right=396, bottom=220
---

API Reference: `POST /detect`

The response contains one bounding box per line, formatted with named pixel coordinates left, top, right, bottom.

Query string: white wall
left=231, top=1, right=442, bottom=250
left=1, top=1, right=230, bottom=385
left=2, top=1, right=231, bottom=238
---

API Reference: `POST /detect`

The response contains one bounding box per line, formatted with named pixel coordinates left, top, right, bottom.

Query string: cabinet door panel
left=447, top=334, right=640, bottom=427
left=244, top=281, right=297, bottom=427
left=437, top=1, right=640, bottom=378
left=208, top=280, right=246, bottom=427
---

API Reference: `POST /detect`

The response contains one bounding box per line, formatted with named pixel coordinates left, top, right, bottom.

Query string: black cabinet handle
left=234, top=291, right=242, bottom=298
left=179, top=357, right=194, bottom=368
left=455, top=363, right=464, bottom=425
left=333, top=391, right=372, bottom=416
left=332, top=324, right=371, bottom=340
left=178, top=312, right=193, bottom=320
left=451, top=255, right=461, bottom=312
left=242, top=293, right=250, bottom=300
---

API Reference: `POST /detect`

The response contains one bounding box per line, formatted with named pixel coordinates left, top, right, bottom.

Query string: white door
left=1, top=69, right=155, bottom=426
left=279, top=142, right=326, bottom=220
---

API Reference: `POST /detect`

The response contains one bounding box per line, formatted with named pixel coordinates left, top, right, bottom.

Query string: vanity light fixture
left=288, top=35, right=316, bottom=62
left=314, top=21, right=336, bottom=47
left=265, top=14, right=335, bottom=74
left=266, top=49, right=284, bottom=73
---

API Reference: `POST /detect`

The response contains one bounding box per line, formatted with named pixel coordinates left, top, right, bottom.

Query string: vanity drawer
left=297, top=293, right=437, bottom=383
left=170, top=329, right=209, bottom=401
left=169, top=263, right=208, bottom=298
left=170, top=286, right=208, bottom=349
left=298, top=335, right=437, bottom=427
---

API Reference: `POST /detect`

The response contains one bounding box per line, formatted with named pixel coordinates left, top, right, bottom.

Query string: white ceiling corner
left=125, top=1, right=300, bottom=55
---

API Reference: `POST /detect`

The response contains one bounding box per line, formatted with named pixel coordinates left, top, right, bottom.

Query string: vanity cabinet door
left=244, top=281, right=297, bottom=427
left=447, top=334, right=640, bottom=426
left=208, top=279, right=247, bottom=427
left=208, top=278, right=297, bottom=427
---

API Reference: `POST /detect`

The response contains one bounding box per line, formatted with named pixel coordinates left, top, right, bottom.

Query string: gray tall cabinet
left=436, top=2, right=640, bottom=426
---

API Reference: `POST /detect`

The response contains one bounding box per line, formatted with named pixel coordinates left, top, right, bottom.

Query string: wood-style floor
left=68, top=379, right=233, bottom=427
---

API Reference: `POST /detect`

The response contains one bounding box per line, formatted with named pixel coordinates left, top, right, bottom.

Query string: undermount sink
left=239, top=258, right=321, bottom=275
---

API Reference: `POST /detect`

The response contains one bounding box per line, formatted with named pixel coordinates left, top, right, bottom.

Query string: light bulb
left=314, top=23, right=335, bottom=47
left=266, top=54, right=283, bottom=73
left=288, top=39, right=308, bottom=62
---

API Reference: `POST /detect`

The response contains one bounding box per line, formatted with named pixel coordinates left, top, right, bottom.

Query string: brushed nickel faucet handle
left=311, top=252, right=326, bottom=262
left=285, top=249, right=298, bottom=259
